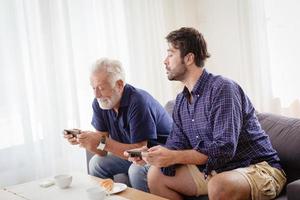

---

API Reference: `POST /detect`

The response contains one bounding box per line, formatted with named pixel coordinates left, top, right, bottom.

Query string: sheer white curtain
left=264, top=0, right=300, bottom=117
left=0, top=0, right=89, bottom=186
left=0, top=0, right=176, bottom=186
left=238, top=0, right=300, bottom=117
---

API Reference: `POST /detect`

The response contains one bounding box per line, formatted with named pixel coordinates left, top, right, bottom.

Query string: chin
left=98, top=101, right=114, bottom=110
left=99, top=105, right=113, bottom=110
left=168, top=75, right=177, bottom=81
left=167, top=74, right=174, bottom=80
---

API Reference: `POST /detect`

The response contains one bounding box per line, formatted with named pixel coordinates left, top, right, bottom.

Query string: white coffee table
left=1, top=172, right=167, bottom=200
left=0, top=189, right=25, bottom=200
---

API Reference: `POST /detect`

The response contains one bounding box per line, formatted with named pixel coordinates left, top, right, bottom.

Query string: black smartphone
left=63, top=129, right=81, bottom=137
left=126, top=150, right=143, bottom=158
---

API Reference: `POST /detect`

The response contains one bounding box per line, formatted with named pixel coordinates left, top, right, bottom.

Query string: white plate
left=108, top=183, right=127, bottom=194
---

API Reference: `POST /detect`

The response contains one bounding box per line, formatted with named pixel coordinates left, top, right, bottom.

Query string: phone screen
left=126, top=150, right=142, bottom=158
left=63, top=129, right=81, bottom=137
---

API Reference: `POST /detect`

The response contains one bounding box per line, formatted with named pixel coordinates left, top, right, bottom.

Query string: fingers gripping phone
left=63, top=129, right=81, bottom=137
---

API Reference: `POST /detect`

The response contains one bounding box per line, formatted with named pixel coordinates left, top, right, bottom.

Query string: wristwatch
left=97, top=136, right=106, bottom=151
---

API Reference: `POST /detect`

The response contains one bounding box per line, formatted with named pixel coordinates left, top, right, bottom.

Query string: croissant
left=99, top=178, right=114, bottom=191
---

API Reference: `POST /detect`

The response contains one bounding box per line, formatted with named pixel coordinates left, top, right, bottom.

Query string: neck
left=112, top=88, right=125, bottom=114
left=113, top=108, right=118, bottom=114
left=182, top=66, right=204, bottom=92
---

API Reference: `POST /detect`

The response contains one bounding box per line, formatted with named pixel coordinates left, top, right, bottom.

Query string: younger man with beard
left=64, top=58, right=172, bottom=187
left=126, top=28, right=286, bottom=200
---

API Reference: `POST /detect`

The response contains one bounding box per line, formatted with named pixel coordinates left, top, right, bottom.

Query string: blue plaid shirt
left=163, top=69, right=281, bottom=176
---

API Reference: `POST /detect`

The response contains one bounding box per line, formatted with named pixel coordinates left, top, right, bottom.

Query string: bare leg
left=148, top=166, right=200, bottom=200
left=208, top=171, right=251, bottom=200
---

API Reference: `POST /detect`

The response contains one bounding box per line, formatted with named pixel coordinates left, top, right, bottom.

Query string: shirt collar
left=182, top=69, right=209, bottom=98
left=119, top=84, right=130, bottom=107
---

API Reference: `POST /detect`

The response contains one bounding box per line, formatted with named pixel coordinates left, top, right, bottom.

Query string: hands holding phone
left=63, top=129, right=81, bottom=145
left=125, top=145, right=176, bottom=167
left=124, top=146, right=149, bottom=165
left=63, top=129, right=107, bottom=155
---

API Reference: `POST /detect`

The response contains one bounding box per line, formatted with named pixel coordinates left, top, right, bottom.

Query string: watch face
left=100, top=137, right=106, bottom=144
left=97, top=136, right=106, bottom=151
left=97, top=142, right=105, bottom=151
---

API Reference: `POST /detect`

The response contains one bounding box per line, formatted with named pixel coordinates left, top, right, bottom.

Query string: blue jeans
left=89, top=154, right=132, bottom=180
left=128, top=164, right=150, bottom=192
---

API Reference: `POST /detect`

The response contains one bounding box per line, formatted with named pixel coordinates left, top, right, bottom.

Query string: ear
left=184, top=53, right=195, bottom=66
left=115, top=80, right=124, bottom=92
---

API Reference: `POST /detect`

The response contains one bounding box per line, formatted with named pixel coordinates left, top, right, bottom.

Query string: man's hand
left=63, top=132, right=79, bottom=145
left=124, top=146, right=148, bottom=166
left=144, top=145, right=176, bottom=167
left=77, top=131, right=106, bottom=155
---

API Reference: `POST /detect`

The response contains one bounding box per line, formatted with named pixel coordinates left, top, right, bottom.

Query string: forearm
left=105, top=138, right=147, bottom=159
left=172, top=149, right=208, bottom=165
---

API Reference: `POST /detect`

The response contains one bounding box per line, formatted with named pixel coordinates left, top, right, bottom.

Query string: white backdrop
left=0, top=0, right=299, bottom=186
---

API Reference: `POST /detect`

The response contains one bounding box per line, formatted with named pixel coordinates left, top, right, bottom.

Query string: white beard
left=97, top=90, right=121, bottom=110
left=97, top=98, right=113, bottom=109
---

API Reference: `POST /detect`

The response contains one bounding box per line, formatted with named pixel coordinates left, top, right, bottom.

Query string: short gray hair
left=91, top=58, right=126, bottom=86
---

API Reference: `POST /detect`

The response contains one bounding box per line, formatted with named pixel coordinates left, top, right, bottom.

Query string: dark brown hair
left=166, top=27, right=210, bottom=67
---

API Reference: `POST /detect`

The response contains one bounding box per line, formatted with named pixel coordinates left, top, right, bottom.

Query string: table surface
left=1, top=172, right=168, bottom=200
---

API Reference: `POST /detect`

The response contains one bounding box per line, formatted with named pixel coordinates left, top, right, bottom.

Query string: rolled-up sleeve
left=200, top=83, right=242, bottom=174
left=164, top=103, right=190, bottom=150
left=161, top=101, right=190, bottom=176
left=161, top=121, right=188, bottom=176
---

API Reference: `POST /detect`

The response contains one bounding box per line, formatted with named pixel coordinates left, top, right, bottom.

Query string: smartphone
left=126, top=150, right=143, bottom=158
left=63, top=129, right=81, bottom=137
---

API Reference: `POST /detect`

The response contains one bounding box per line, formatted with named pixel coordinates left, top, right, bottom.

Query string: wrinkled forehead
left=90, top=70, right=111, bottom=86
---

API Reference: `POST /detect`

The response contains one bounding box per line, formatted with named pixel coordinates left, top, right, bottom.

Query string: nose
left=164, top=57, right=168, bottom=66
left=94, top=88, right=102, bottom=98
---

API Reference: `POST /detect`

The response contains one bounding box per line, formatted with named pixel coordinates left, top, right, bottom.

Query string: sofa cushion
left=164, top=100, right=175, bottom=117
left=256, top=112, right=300, bottom=183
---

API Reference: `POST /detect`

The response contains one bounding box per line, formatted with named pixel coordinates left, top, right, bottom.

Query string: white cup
left=54, top=174, right=72, bottom=189
left=86, top=186, right=107, bottom=200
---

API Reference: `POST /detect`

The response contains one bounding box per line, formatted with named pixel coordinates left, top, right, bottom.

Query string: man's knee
left=128, top=164, right=146, bottom=181
left=89, top=155, right=101, bottom=175
left=88, top=155, right=109, bottom=178
left=207, top=172, right=250, bottom=200
left=128, top=164, right=149, bottom=192
left=208, top=175, right=227, bottom=199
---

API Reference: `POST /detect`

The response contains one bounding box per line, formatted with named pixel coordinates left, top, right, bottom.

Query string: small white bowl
left=54, top=174, right=72, bottom=189
left=86, top=186, right=107, bottom=200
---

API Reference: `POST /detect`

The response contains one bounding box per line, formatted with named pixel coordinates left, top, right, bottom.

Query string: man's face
left=90, top=71, right=122, bottom=110
left=164, top=43, right=187, bottom=81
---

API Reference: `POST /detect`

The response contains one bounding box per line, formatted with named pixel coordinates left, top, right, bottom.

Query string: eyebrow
left=90, top=80, right=105, bottom=87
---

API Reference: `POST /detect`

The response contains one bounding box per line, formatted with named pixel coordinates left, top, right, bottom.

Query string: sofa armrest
left=287, top=179, right=300, bottom=200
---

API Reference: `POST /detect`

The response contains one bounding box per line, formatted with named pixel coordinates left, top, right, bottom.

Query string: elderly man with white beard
left=64, top=58, right=172, bottom=191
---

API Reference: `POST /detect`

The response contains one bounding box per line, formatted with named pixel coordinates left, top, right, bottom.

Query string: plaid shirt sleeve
left=165, top=100, right=191, bottom=150
left=196, top=82, right=243, bottom=174
left=161, top=99, right=191, bottom=176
